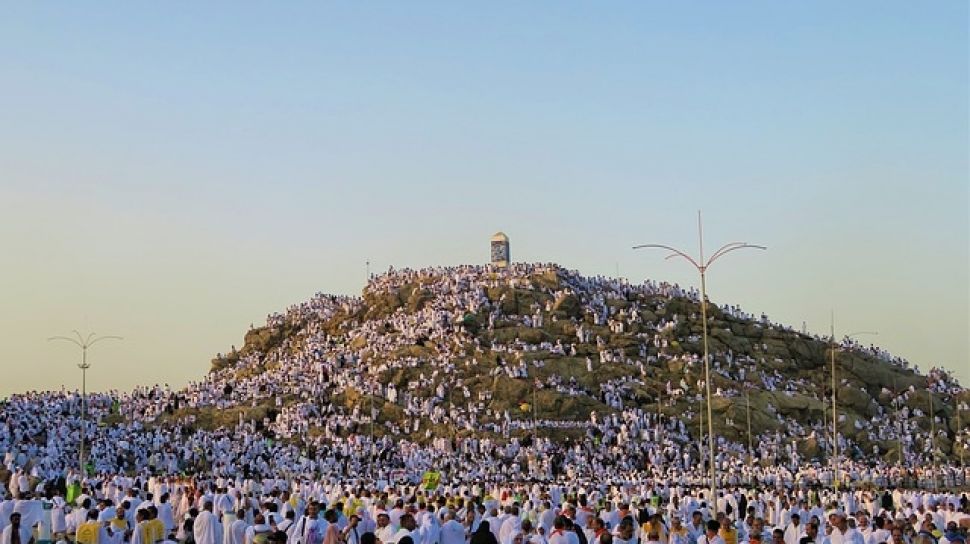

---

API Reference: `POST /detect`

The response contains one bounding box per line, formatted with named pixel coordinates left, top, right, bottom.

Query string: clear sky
left=1, top=2, right=966, bottom=398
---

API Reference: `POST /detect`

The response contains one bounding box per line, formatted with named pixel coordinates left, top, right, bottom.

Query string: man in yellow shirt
left=76, top=511, right=102, bottom=544
left=109, top=507, right=131, bottom=542
left=109, top=507, right=129, bottom=532
left=642, top=514, right=669, bottom=544
left=146, top=506, right=167, bottom=543
left=720, top=516, right=739, bottom=544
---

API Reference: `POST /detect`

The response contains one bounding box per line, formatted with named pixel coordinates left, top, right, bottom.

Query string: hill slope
left=151, top=263, right=967, bottom=467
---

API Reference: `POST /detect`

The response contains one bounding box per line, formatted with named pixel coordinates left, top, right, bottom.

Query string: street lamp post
left=48, top=331, right=122, bottom=474
left=370, top=381, right=374, bottom=481
left=928, top=384, right=937, bottom=490
left=634, top=211, right=765, bottom=515
left=828, top=320, right=877, bottom=491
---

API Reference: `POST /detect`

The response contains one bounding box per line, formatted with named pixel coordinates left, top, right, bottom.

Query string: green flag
left=421, top=471, right=441, bottom=490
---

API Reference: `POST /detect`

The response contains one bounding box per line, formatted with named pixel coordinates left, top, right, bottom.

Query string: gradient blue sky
left=1, top=2, right=967, bottom=397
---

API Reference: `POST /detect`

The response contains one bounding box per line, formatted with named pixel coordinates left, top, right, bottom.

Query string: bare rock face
left=552, top=293, right=582, bottom=318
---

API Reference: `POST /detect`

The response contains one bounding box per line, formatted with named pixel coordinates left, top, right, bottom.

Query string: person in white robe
left=441, top=512, right=467, bottom=544
left=278, top=511, right=296, bottom=540
left=0, top=513, right=33, bottom=544
left=500, top=511, right=521, bottom=544
left=244, top=515, right=272, bottom=544
left=375, top=513, right=396, bottom=544
left=784, top=515, right=803, bottom=544
left=130, top=510, right=148, bottom=544
left=51, top=497, right=67, bottom=539
left=157, top=495, right=176, bottom=537
left=390, top=515, right=420, bottom=544
left=228, top=510, right=249, bottom=544
left=195, top=502, right=224, bottom=544
left=419, top=509, right=441, bottom=544
left=292, top=503, right=326, bottom=544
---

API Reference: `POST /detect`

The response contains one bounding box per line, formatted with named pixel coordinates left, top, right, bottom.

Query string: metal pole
left=831, top=316, right=839, bottom=491
left=828, top=327, right=876, bottom=486
left=632, top=211, right=765, bottom=517
left=49, top=331, right=122, bottom=476
left=80, top=350, right=88, bottom=475
left=929, top=387, right=936, bottom=490
left=695, top=212, right=717, bottom=513
left=370, top=379, right=375, bottom=481
left=700, top=270, right=716, bottom=513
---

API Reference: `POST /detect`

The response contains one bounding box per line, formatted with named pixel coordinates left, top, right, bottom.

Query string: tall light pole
left=48, top=331, right=123, bottom=474
left=634, top=211, right=765, bottom=514
left=827, top=318, right=877, bottom=491
left=928, top=381, right=937, bottom=490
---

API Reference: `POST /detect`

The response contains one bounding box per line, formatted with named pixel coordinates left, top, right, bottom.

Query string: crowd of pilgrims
left=1, top=264, right=968, bottom=544
left=0, top=475, right=968, bottom=544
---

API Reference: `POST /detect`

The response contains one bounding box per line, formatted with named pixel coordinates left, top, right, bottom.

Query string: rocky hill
left=177, top=263, right=967, bottom=467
